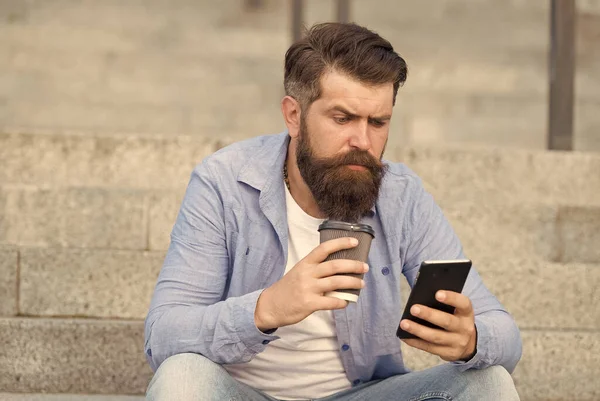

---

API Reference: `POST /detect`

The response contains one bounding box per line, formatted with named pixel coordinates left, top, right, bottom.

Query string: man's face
left=295, top=71, right=394, bottom=222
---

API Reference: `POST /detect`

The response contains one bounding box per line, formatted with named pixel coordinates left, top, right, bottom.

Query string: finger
left=317, top=275, right=365, bottom=293
left=314, top=295, right=349, bottom=311
left=402, top=337, right=443, bottom=354
left=436, top=291, right=473, bottom=315
left=399, top=319, right=456, bottom=346
left=315, top=259, right=368, bottom=279
left=410, top=304, right=459, bottom=332
left=306, top=237, right=359, bottom=264
left=401, top=338, right=456, bottom=361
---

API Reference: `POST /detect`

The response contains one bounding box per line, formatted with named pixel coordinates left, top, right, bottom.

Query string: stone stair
left=1, top=0, right=599, bottom=151
left=1, top=131, right=599, bottom=400
left=0, top=395, right=143, bottom=401
left=1, top=2, right=600, bottom=400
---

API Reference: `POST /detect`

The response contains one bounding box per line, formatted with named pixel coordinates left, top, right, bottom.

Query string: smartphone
left=396, top=259, right=472, bottom=339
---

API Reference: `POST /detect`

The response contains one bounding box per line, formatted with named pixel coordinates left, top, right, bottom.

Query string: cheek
left=369, top=131, right=389, bottom=154
left=314, top=127, right=349, bottom=155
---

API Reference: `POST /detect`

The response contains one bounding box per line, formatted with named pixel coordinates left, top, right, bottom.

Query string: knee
left=473, top=365, right=520, bottom=401
left=146, top=353, right=226, bottom=401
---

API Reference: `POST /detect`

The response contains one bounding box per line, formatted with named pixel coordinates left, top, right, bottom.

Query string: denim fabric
left=146, top=353, right=520, bottom=401
left=144, top=132, right=522, bottom=385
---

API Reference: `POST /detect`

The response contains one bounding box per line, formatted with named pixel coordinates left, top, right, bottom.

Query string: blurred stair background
left=1, top=0, right=599, bottom=150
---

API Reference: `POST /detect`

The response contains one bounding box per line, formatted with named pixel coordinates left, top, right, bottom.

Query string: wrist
left=460, top=326, right=478, bottom=361
left=255, top=288, right=278, bottom=332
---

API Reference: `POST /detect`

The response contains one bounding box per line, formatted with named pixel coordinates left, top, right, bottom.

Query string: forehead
left=315, top=70, right=394, bottom=115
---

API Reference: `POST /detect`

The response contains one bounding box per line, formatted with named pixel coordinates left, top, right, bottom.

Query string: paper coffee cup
left=318, top=220, right=375, bottom=302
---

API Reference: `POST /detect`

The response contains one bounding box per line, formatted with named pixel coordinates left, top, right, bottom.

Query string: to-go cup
left=318, top=220, right=375, bottom=302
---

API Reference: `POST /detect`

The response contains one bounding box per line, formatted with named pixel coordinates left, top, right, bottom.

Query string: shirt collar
left=237, top=131, right=290, bottom=192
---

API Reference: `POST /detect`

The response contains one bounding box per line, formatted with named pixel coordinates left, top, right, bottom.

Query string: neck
left=285, top=141, right=326, bottom=219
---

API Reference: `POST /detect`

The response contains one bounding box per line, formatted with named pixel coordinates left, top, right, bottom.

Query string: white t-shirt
left=223, top=185, right=352, bottom=400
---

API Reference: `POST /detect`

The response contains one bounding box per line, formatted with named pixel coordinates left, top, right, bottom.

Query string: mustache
left=319, top=150, right=383, bottom=172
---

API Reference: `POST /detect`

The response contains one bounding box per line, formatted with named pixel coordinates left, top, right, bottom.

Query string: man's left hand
left=399, top=290, right=477, bottom=362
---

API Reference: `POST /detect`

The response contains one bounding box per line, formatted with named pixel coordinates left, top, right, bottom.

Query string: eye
left=334, top=116, right=351, bottom=124
left=371, top=120, right=386, bottom=128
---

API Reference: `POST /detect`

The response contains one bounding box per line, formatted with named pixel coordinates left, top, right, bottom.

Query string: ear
left=281, top=96, right=302, bottom=139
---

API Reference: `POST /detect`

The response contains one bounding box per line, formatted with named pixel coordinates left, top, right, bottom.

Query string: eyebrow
left=330, top=105, right=391, bottom=121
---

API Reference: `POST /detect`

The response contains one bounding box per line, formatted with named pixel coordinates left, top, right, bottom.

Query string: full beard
left=295, top=118, right=387, bottom=223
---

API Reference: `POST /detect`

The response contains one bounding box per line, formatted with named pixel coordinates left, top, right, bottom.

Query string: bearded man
left=144, top=22, right=522, bottom=401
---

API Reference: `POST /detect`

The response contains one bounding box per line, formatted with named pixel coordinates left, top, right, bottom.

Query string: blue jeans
left=146, top=353, right=520, bottom=401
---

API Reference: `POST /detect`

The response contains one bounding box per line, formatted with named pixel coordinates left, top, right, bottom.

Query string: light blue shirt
left=144, top=132, right=522, bottom=384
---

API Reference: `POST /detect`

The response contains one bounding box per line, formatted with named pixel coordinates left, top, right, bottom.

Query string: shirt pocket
left=359, top=259, right=403, bottom=352
left=232, top=228, right=273, bottom=265
left=228, top=229, right=275, bottom=293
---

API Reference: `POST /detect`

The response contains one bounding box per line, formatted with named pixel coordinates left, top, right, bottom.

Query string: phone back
left=396, top=260, right=472, bottom=339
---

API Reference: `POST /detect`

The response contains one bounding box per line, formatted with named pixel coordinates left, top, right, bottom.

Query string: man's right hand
left=254, top=237, right=368, bottom=332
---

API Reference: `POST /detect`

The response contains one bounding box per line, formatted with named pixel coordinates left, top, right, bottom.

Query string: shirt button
left=352, top=379, right=361, bottom=386
left=381, top=266, right=390, bottom=275
left=262, top=340, right=270, bottom=345
left=341, top=344, right=350, bottom=351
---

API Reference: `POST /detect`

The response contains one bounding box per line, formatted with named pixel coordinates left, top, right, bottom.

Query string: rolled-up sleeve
left=402, top=176, right=522, bottom=373
left=144, top=162, right=278, bottom=372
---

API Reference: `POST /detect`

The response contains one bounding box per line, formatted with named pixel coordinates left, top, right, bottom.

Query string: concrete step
left=0, top=395, right=144, bottom=401
left=15, top=247, right=163, bottom=320
left=2, top=42, right=599, bottom=148
left=1, top=1, right=600, bottom=150
left=393, top=145, right=600, bottom=207
left=0, top=187, right=152, bottom=251
left=444, top=202, right=600, bottom=264
left=0, top=132, right=218, bottom=190
left=0, top=0, right=569, bottom=57
left=0, top=248, right=17, bottom=316
left=0, top=48, right=287, bottom=137
left=0, top=317, right=597, bottom=400
left=5, top=0, right=581, bottom=66
left=6, top=0, right=598, bottom=91
left=4, top=74, right=600, bottom=151
left=2, top=131, right=600, bottom=202
left=5, top=42, right=594, bottom=105
left=1, top=184, right=599, bottom=262
left=3, top=240, right=599, bottom=330
left=250, top=0, right=600, bottom=66
left=0, top=187, right=186, bottom=252
left=0, top=318, right=152, bottom=394
left=2, top=133, right=600, bottom=264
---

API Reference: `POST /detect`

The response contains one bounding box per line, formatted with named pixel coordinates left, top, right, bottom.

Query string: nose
left=348, top=121, right=372, bottom=151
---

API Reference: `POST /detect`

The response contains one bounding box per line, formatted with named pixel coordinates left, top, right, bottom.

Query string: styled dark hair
left=284, top=22, right=408, bottom=107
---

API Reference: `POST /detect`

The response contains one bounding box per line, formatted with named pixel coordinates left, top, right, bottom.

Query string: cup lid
left=318, top=220, right=375, bottom=237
